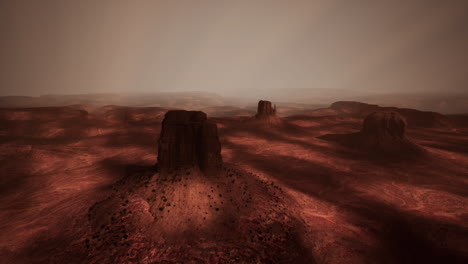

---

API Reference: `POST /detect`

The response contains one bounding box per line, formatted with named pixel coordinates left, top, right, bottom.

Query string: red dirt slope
left=0, top=106, right=467, bottom=263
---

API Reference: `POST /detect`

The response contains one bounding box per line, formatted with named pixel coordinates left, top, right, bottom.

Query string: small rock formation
left=157, top=110, right=222, bottom=175
left=255, top=100, right=276, bottom=119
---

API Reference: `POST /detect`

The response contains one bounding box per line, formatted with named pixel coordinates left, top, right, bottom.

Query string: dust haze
left=1, top=0, right=468, bottom=114
left=1, top=1, right=468, bottom=264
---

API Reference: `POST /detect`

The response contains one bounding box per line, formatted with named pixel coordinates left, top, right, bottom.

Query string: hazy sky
left=1, top=0, right=467, bottom=97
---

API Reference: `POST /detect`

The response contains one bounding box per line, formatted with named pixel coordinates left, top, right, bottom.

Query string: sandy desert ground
left=0, top=102, right=467, bottom=263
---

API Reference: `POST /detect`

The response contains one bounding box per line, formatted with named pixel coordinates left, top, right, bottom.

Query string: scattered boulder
left=157, top=110, right=222, bottom=175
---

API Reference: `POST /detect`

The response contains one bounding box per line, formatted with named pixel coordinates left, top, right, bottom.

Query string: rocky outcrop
left=357, top=111, right=425, bottom=155
left=358, top=111, right=417, bottom=152
left=329, top=101, right=452, bottom=129
left=255, top=100, right=276, bottom=119
left=157, top=110, right=222, bottom=175
left=362, top=111, right=406, bottom=139
left=394, top=108, right=452, bottom=129
left=319, top=111, right=424, bottom=156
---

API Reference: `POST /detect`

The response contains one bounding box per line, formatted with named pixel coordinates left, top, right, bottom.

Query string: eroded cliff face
left=157, top=110, right=222, bottom=175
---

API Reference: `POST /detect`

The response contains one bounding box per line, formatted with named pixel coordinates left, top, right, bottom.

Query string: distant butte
left=157, top=110, right=222, bottom=175
left=255, top=100, right=276, bottom=118
left=253, top=100, right=282, bottom=125
left=319, top=111, right=424, bottom=156
left=359, top=111, right=422, bottom=154
left=329, top=101, right=452, bottom=129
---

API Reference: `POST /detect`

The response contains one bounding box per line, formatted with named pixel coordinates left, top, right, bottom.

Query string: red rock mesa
left=157, top=110, right=222, bottom=175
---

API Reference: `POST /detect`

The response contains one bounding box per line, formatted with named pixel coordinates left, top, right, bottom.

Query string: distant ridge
left=305, top=101, right=453, bottom=129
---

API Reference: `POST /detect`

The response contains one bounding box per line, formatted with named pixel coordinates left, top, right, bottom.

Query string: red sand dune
left=0, top=103, right=467, bottom=263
